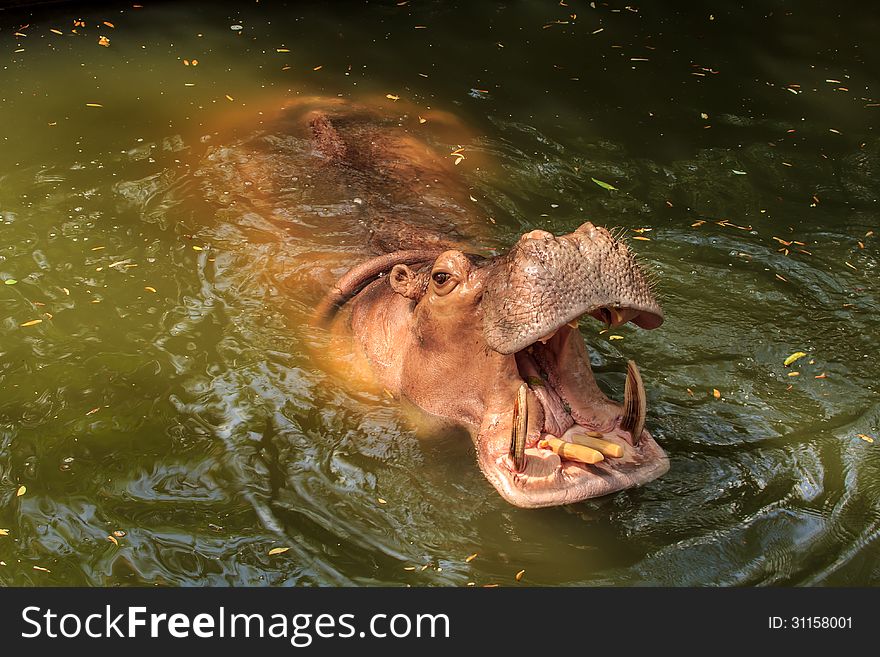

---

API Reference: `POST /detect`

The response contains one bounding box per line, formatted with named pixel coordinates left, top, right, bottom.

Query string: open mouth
left=479, top=307, right=669, bottom=508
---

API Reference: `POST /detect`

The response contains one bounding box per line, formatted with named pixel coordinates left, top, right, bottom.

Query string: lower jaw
left=480, top=327, right=669, bottom=508
left=483, top=424, right=670, bottom=508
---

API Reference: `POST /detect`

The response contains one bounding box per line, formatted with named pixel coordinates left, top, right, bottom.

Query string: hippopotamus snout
left=482, top=221, right=663, bottom=355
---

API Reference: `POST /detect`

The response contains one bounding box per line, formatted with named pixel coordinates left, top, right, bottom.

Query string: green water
left=0, top=0, right=878, bottom=586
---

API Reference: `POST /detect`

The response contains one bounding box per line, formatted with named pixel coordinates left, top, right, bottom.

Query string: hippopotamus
left=201, top=95, right=669, bottom=508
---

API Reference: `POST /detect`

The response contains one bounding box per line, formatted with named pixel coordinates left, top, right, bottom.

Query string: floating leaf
left=377, top=498, right=387, bottom=505
left=591, top=177, right=617, bottom=191
left=732, top=170, right=747, bottom=175
left=144, top=286, right=157, bottom=293
left=33, top=566, right=51, bottom=573
left=16, top=485, right=26, bottom=496
left=113, top=530, right=126, bottom=538
left=385, top=94, right=400, bottom=101
left=608, top=335, right=624, bottom=340
left=107, top=535, right=119, bottom=546
left=515, top=569, right=525, bottom=582
left=465, top=553, right=478, bottom=563
left=20, top=319, right=43, bottom=327
left=4, top=279, right=16, bottom=285
left=268, top=547, right=290, bottom=556
left=98, top=35, right=110, bottom=47
left=857, top=434, right=874, bottom=444
left=783, top=351, right=807, bottom=367
left=403, top=566, right=416, bottom=571
left=0, top=529, right=9, bottom=536
left=85, top=103, right=104, bottom=108
left=712, top=389, right=721, bottom=399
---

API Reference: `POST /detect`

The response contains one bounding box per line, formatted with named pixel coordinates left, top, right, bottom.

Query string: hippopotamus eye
left=432, top=272, right=451, bottom=285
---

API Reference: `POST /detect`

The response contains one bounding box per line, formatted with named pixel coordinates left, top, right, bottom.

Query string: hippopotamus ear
left=390, top=264, right=428, bottom=301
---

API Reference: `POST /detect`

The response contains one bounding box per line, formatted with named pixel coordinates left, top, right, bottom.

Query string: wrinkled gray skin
left=334, top=224, right=669, bottom=508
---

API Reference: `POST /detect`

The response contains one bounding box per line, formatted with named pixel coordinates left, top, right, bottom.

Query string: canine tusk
left=509, top=383, right=528, bottom=472
left=620, top=360, right=646, bottom=445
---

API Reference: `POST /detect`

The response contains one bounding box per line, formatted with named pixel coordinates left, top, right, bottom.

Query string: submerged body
left=204, top=96, right=669, bottom=508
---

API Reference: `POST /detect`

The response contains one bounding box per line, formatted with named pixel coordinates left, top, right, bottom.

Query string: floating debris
left=591, top=177, right=617, bottom=191
left=783, top=352, right=807, bottom=367
left=268, top=547, right=290, bottom=556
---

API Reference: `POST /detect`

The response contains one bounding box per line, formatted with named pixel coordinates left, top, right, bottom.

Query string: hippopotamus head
left=317, top=222, right=669, bottom=508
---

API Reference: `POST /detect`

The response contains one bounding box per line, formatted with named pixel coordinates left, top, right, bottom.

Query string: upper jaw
left=480, top=221, right=663, bottom=354
left=486, top=301, right=663, bottom=356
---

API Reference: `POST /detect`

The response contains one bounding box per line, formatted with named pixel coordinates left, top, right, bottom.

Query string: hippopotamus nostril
left=521, top=229, right=553, bottom=241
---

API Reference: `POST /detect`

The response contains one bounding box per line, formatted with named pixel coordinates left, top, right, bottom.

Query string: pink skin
left=338, top=226, right=669, bottom=508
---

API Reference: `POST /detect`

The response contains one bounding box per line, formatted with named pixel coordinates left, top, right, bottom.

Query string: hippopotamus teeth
left=509, top=383, right=528, bottom=472
left=619, top=360, right=646, bottom=445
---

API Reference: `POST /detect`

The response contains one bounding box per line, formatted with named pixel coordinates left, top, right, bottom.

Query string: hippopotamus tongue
left=481, top=222, right=663, bottom=354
